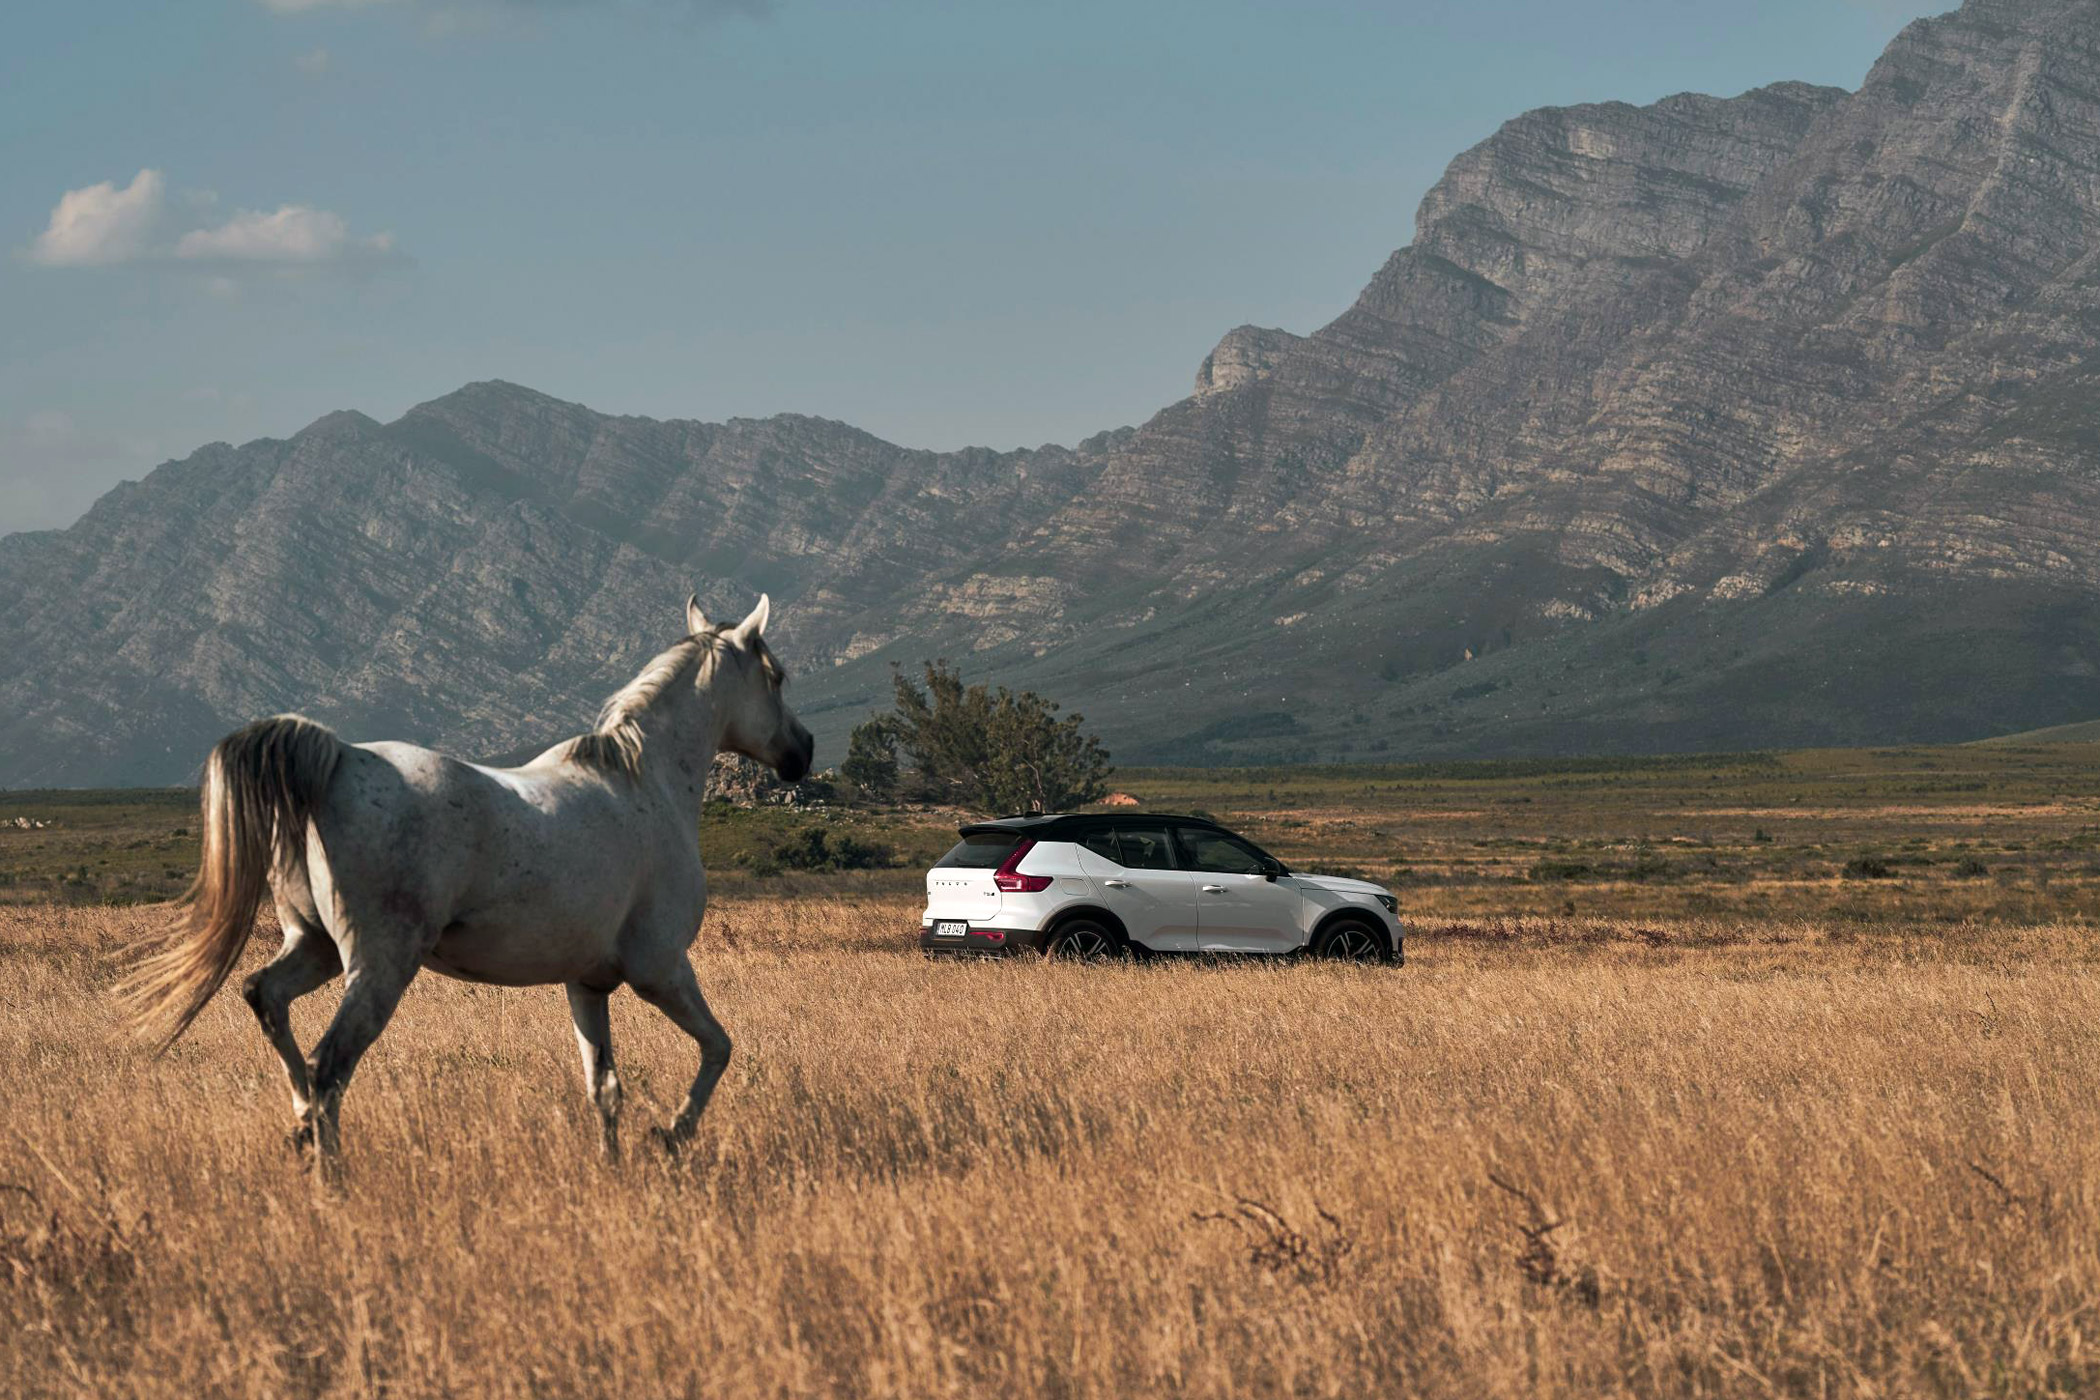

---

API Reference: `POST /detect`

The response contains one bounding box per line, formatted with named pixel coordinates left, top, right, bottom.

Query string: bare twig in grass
left=1975, top=991, right=2002, bottom=1039
left=1968, top=1160, right=2051, bottom=1221
left=1487, top=1172, right=1565, bottom=1285
left=1488, top=1172, right=1601, bottom=1306
left=1191, top=1197, right=1354, bottom=1285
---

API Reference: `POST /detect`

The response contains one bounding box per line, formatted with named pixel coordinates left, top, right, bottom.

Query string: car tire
left=1308, top=918, right=1389, bottom=964
left=1045, top=917, right=1123, bottom=963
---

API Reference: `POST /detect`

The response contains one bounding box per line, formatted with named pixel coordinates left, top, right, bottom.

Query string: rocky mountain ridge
left=9, top=0, right=2100, bottom=785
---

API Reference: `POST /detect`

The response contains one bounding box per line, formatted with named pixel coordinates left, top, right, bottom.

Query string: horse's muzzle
left=774, top=724, right=815, bottom=784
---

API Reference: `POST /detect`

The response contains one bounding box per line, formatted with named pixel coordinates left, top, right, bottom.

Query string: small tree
left=978, top=685, right=1111, bottom=815
left=884, top=661, right=1111, bottom=813
left=890, top=661, right=991, bottom=805
left=841, top=717, right=901, bottom=802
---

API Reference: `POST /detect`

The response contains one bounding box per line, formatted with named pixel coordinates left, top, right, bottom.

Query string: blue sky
left=3, top=0, right=1940, bottom=535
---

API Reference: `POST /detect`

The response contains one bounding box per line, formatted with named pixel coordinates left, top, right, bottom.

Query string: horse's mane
left=559, top=624, right=786, bottom=779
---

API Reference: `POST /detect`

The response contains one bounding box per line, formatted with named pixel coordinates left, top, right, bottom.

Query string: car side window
left=1176, top=829, right=1267, bottom=876
left=1115, top=827, right=1176, bottom=871
left=1080, top=830, right=1122, bottom=863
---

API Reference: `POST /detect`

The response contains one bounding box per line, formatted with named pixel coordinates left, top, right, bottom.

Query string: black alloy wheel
left=1046, top=919, right=1121, bottom=963
left=1310, top=919, right=1386, bottom=964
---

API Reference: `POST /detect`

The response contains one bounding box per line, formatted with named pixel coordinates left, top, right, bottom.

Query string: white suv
left=920, top=813, right=1402, bottom=963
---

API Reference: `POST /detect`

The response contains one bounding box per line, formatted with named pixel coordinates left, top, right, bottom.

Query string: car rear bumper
left=919, top=923, right=1048, bottom=954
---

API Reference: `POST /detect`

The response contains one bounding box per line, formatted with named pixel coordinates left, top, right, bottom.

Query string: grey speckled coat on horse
left=124, top=595, right=814, bottom=1171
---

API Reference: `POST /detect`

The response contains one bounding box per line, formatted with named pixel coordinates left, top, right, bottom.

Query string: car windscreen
left=936, top=833, right=1025, bottom=869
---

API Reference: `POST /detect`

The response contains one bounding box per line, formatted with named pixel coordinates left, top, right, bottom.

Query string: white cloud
left=23, top=173, right=400, bottom=274
left=175, top=206, right=395, bottom=265
left=27, top=170, right=166, bottom=267
left=293, top=46, right=332, bottom=73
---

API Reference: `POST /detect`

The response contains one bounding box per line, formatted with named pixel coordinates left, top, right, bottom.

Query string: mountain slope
left=9, top=0, right=2100, bottom=785
left=0, top=393, right=1128, bottom=784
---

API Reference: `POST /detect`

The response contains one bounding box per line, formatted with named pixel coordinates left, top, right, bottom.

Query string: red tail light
left=993, top=838, right=1053, bottom=893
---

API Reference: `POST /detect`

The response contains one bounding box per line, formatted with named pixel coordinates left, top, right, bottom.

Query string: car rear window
left=936, top=833, right=1024, bottom=869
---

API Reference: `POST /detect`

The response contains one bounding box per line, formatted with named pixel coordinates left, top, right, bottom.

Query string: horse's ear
left=735, top=593, right=771, bottom=642
left=686, top=594, right=710, bottom=635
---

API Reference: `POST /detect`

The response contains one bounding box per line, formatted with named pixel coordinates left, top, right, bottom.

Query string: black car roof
left=956, top=812, right=1228, bottom=840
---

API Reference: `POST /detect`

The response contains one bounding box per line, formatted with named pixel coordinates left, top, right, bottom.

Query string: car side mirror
left=1262, top=858, right=1286, bottom=881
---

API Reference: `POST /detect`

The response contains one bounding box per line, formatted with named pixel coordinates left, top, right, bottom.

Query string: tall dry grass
left=2, top=899, right=2096, bottom=1398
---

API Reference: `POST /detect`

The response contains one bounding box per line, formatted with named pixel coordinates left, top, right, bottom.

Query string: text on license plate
left=935, top=921, right=968, bottom=938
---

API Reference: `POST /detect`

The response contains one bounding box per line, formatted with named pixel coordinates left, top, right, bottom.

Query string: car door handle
left=1102, top=879, right=1130, bottom=888
left=1201, top=884, right=1228, bottom=894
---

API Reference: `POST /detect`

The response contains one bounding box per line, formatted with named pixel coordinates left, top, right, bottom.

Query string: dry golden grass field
left=4, top=745, right=2100, bottom=1398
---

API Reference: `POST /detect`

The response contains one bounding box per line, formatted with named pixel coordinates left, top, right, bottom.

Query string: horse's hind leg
left=565, top=983, right=622, bottom=1162
left=301, top=930, right=425, bottom=1178
left=241, top=905, right=343, bottom=1151
left=630, top=959, right=732, bottom=1157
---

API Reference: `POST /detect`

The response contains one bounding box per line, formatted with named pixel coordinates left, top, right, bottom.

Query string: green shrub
left=759, top=826, right=897, bottom=874
left=876, top=661, right=1112, bottom=814
left=842, top=719, right=900, bottom=802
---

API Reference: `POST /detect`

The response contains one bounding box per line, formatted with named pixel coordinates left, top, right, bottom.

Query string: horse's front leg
left=631, top=957, right=732, bottom=1157
left=240, top=908, right=342, bottom=1152
left=565, top=982, right=622, bottom=1162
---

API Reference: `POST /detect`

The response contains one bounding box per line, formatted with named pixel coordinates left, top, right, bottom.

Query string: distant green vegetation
left=1135, top=749, right=1784, bottom=790
left=0, top=788, right=199, bottom=905
left=697, top=805, right=950, bottom=892
left=1106, top=739, right=2100, bottom=928
left=7, top=738, right=2100, bottom=923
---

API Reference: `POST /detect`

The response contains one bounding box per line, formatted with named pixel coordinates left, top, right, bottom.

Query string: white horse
left=125, top=594, right=813, bottom=1170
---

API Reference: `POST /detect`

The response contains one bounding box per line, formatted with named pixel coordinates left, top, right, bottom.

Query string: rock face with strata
left=8, top=0, right=2100, bottom=784
left=1194, top=326, right=1303, bottom=397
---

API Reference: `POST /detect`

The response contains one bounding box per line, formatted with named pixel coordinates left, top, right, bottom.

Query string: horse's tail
left=122, top=715, right=345, bottom=1052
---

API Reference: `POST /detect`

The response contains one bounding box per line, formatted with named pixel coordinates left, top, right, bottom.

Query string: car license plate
left=935, top=921, right=968, bottom=938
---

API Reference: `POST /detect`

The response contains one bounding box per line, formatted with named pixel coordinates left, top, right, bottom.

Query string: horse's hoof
left=647, top=1125, right=683, bottom=1159
left=286, top=1123, right=316, bottom=1158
